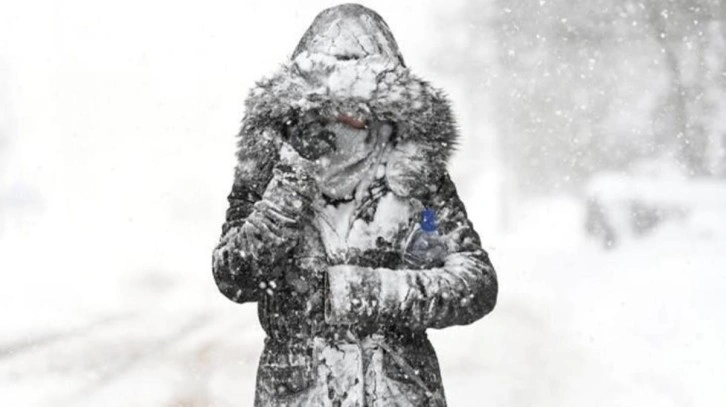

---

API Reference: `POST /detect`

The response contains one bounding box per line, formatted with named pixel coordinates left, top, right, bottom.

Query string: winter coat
left=212, top=4, right=498, bottom=406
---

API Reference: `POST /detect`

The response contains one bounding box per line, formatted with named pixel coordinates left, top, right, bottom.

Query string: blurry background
left=1, top=0, right=725, bottom=405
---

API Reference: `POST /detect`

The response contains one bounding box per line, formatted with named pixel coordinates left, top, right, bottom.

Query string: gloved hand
left=284, top=114, right=337, bottom=161
left=213, top=141, right=321, bottom=279
left=272, top=141, right=321, bottom=202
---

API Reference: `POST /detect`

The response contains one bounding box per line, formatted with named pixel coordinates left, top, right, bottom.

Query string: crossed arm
left=324, top=173, right=498, bottom=330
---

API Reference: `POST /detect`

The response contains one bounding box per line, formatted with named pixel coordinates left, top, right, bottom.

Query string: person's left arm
left=325, top=172, right=498, bottom=330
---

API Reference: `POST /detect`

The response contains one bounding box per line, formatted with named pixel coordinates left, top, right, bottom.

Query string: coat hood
left=238, top=4, right=460, bottom=198
left=292, top=4, right=405, bottom=67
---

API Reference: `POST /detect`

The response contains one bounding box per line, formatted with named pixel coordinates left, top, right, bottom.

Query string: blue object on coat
left=405, top=208, right=446, bottom=268
left=420, top=208, right=438, bottom=232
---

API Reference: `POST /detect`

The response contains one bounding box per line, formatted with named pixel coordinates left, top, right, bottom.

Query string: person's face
left=285, top=115, right=393, bottom=199
left=316, top=121, right=376, bottom=198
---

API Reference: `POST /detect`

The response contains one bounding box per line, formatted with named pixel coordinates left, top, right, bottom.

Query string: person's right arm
left=212, top=127, right=318, bottom=304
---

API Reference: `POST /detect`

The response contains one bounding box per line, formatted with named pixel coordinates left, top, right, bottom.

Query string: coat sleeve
left=212, top=125, right=317, bottom=304
left=324, top=173, right=498, bottom=330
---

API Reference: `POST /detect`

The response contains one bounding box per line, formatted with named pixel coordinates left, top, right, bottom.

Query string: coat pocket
left=381, top=340, right=447, bottom=406
left=258, top=363, right=315, bottom=398
left=257, top=342, right=316, bottom=399
left=381, top=340, right=441, bottom=391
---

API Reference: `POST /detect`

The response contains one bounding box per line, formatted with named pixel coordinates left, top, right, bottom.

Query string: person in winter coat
left=212, top=4, right=498, bottom=406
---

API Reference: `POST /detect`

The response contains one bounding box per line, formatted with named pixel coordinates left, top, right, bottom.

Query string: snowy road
left=2, top=209, right=725, bottom=406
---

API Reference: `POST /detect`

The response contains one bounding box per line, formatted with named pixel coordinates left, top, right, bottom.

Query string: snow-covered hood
left=239, top=4, right=459, bottom=197
left=292, top=3, right=405, bottom=67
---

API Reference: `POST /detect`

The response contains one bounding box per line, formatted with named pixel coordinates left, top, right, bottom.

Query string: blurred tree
left=436, top=0, right=726, bottom=194
left=642, top=0, right=726, bottom=176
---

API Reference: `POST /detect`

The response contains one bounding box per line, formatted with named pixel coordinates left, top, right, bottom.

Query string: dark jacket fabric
left=212, top=4, right=498, bottom=406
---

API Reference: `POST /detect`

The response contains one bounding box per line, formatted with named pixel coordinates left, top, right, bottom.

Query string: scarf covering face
left=316, top=120, right=392, bottom=200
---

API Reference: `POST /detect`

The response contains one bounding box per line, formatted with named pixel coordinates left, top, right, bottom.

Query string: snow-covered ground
left=2, top=196, right=725, bottom=407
